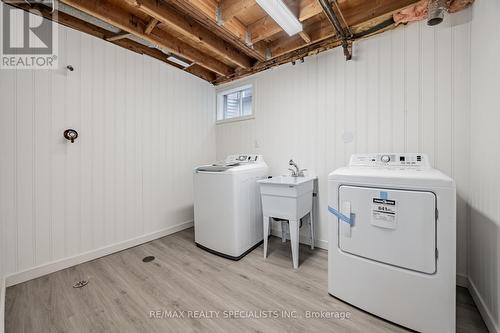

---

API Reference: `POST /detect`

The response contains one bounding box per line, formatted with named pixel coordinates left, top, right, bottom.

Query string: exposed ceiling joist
left=106, top=32, right=132, bottom=42
left=144, top=18, right=158, bottom=35
left=222, top=18, right=248, bottom=42
left=299, top=31, right=311, bottom=44
left=299, top=0, right=323, bottom=20
left=7, top=0, right=471, bottom=85
left=185, top=64, right=217, bottom=82
left=1, top=0, right=215, bottom=82
left=60, top=0, right=233, bottom=77
left=339, top=0, right=419, bottom=27
left=215, top=37, right=344, bottom=85
left=249, top=16, right=281, bottom=44
left=167, top=0, right=266, bottom=61
left=130, top=0, right=253, bottom=69
left=272, top=20, right=335, bottom=57
left=274, top=0, right=421, bottom=60
left=220, top=0, right=255, bottom=22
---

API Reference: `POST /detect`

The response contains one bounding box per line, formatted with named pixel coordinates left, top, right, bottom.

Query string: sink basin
left=258, top=175, right=314, bottom=186
left=258, top=175, right=315, bottom=198
left=258, top=175, right=315, bottom=220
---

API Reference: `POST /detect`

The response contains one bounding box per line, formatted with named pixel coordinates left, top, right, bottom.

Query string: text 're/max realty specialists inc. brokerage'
left=149, top=310, right=352, bottom=320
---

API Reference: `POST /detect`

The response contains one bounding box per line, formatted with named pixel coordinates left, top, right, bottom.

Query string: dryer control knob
left=381, top=155, right=391, bottom=163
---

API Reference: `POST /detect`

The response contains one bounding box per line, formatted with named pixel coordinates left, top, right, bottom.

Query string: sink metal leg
left=281, top=221, right=287, bottom=243
left=310, top=211, right=315, bottom=250
left=263, top=215, right=270, bottom=258
left=289, top=219, right=299, bottom=269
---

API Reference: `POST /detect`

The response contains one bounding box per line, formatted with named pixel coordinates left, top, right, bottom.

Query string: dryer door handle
left=341, top=201, right=352, bottom=238
left=328, top=204, right=352, bottom=237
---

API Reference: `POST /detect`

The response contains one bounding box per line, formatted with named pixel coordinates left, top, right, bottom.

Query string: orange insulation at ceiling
left=393, top=0, right=474, bottom=25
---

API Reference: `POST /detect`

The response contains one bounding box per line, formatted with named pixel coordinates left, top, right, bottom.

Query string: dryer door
left=338, top=185, right=436, bottom=274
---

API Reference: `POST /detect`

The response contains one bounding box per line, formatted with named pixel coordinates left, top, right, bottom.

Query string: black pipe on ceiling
left=318, top=0, right=352, bottom=60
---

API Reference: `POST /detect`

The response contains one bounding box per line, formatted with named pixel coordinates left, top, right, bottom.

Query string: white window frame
left=216, top=83, right=254, bottom=124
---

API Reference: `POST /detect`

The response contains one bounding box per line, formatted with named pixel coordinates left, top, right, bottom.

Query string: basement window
left=216, top=84, right=253, bottom=123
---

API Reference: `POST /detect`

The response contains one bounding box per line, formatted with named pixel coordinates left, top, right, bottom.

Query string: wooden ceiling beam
left=299, top=0, right=323, bottom=21
left=337, top=0, right=419, bottom=27
left=2, top=1, right=214, bottom=82
left=299, top=31, right=312, bottom=44
left=130, top=0, right=252, bottom=69
left=248, top=16, right=280, bottom=44
left=167, top=0, right=266, bottom=61
left=60, top=0, right=232, bottom=76
left=184, top=64, right=217, bottom=82
left=223, top=18, right=248, bottom=43
left=144, top=18, right=158, bottom=35
left=271, top=20, right=335, bottom=57
left=271, top=0, right=420, bottom=59
left=215, top=37, right=344, bottom=85
left=220, top=0, right=256, bottom=22
left=237, top=0, right=422, bottom=82
left=185, top=64, right=217, bottom=82
left=106, top=31, right=132, bottom=42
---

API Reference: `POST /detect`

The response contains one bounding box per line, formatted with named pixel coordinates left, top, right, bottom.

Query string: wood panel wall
left=469, top=1, right=500, bottom=332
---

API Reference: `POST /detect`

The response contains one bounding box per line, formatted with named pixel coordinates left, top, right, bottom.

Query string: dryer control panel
left=349, top=153, right=430, bottom=169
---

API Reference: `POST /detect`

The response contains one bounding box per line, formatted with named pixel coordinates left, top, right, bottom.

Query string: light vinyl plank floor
left=6, top=228, right=489, bottom=333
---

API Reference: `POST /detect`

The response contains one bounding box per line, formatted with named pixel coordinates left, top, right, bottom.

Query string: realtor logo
left=1, top=1, right=58, bottom=69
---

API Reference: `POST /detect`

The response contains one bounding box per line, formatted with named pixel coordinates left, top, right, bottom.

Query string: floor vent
left=72, top=280, right=89, bottom=289
left=142, top=256, right=155, bottom=263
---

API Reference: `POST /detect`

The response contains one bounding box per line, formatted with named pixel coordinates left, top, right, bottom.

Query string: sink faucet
left=289, top=159, right=306, bottom=177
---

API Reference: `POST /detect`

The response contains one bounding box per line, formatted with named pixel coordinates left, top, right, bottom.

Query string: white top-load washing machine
left=328, top=153, right=456, bottom=333
left=194, top=154, right=268, bottom=260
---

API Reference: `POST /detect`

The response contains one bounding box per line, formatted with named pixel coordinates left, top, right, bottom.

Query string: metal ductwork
left=427, top=0, right=448, bottom=26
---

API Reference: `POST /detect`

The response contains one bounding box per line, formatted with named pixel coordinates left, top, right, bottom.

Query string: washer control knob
left=381, top=155, right=391, bottom=163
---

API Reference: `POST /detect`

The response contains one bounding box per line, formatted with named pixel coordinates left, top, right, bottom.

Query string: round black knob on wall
left=63, top=129, right=78, bottom=143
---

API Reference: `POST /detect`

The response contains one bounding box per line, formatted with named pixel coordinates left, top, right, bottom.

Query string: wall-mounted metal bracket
left=264, top=47, right=272, bottom=60
left=244, top=31, right=252, bottom=47
left=215, top=6, right=223, bottom=26
left=342, top=40, right=352, bottom=61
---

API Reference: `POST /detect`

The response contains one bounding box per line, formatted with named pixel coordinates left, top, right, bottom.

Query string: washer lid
left=195, top=163, right=240, bottom=172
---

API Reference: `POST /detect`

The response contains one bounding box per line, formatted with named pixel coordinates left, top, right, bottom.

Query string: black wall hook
left=64, top=129, right=78, bottom=143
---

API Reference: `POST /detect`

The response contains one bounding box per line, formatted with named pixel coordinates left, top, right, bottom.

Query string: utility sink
left=257, top=175, right=315, bottom=221
left=258, top=175, right=316, bottom=269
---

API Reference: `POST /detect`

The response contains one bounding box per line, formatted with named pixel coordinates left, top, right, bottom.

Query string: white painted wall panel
left=1, top=4, right=498, bottom=332
left=216, top=14, right=472, bottom=278
left=469, top=1, right=500, bottom=332
left=0, top=12, right=215, bottom=281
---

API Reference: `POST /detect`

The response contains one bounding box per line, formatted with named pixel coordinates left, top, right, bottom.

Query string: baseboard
left=5, top=220, right=193, bottom=287
left=1, top=276, right=5, bottom=333
left=469, top=278, right=499, bottom=333
left=456, top=274, right=469, bottom=288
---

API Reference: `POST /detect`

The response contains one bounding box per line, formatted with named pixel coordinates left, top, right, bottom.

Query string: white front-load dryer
left=194, top=154, right=268, bottom=259
left=328, top=153, right=456, bottom=333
